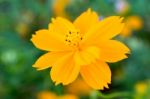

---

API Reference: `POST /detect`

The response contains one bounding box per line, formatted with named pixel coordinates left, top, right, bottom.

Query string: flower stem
left=90, top=91, right=133, bottom=99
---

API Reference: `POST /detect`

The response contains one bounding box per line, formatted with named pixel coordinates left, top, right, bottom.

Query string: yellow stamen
left=65, top=30, right=83, bottom=47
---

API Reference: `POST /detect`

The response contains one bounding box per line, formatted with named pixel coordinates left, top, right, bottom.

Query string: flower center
left=65, top=31, right=83, bottom=48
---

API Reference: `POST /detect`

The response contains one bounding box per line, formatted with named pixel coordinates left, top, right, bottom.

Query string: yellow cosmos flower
left=121, top=16, right=143, bottom=37
left=37, top=91, right=78, bottom=99
left=31, top=9, right=130, bottom=89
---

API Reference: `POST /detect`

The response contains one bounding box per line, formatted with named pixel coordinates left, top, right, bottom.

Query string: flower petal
left=73, top=8, right=99, bottom=35
left=33, top=51, right=68, bottom=70
left=98, top=40, right=130, bottom=62
left=83, top=16, right=124, bottom=45
left=80, top=61, right=111, bottom=90
left=74, top=46, right=100, bottom=66
left=49, top=17, right=77, bottom=36
left=31, top=29, right=73, bottom=51
left=50, top=52, right=80, bottom=85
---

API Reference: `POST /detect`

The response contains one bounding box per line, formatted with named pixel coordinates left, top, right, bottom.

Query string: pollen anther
left=65, top=31, right=83, bottom=47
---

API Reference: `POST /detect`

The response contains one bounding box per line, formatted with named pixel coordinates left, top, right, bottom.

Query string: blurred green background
left=0, top=0, right=150, bottom=99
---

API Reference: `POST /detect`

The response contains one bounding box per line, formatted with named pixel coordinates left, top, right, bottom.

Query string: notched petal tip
left=54, top=80, right=69, bottom=86
left=124, top=46, right=131, bottom=55
left=99, top=78, right=111, bottom=90
left=98, top=83, right=110, bottom=90
left=32, top=64, right=42, bottom=71
left=32, top=64, right=36, bottom=67
left=51, top=17, right=55, bottom=22
left=37, top=68, right=44, bottom=71
left=32, top=34, right=35, bottom=37
left=55, top=81, right=61, bottom=86
left=31, top=30, right=45, bottom=40
left=30, top=34, right=35, bottom=41
left=54, top=81, right=69, bottom=86
left=87, top=8, right=92, bottom=12
left=127, top=51, right=131, bottom=54
left=124, top=53, right=130, bottom=60
left=120, top=17, right=124, bottom=21
left=104, top=84, right=109, bottom=89
left=111, top=16, right=124, bottom=22
left=87, top=8, right=98, bottom=15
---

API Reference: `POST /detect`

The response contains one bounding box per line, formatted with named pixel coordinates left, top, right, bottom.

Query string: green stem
left=90, top=91, right=133, bottom=99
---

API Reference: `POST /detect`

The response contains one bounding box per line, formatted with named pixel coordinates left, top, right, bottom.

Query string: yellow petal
left=73, top=8, right=99, bottom=35
left=33, top=51, right=68, bottom=70
left=49, top=17, right=77, bottom=36
left=31, top=29, right=72, bottom=51
left=50, top=52, right=80, bottom=85
left=98, top=40, right=130, bottom=62
left=80, top=61, right=111, bottom=90
left=74, top=46, right=100, bottom=66
left=83, top=16, right=124, bottom=45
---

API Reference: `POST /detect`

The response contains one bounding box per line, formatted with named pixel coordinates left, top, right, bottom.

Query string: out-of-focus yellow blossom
left=126, top=16, right=143, bottom=30
left=16, top=23, right=29, bottom=38
left=37, top=91, right=57, bottom=99
left=52, top=0, right=70, bottom=17
left=115, top=0, right=130, bottom=14
left=134, top=80, right=150, bottom=99
left=66, top=78, right=92, bottom=95
left=58, top=94, right=78, bottom=99
left=121, top=16, right=143, bottom=37
left=16, top=11, right=34, bottom=38
left=135, top=82, right=148, bottom=94
left=37, top=91, right=78, bottom=99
